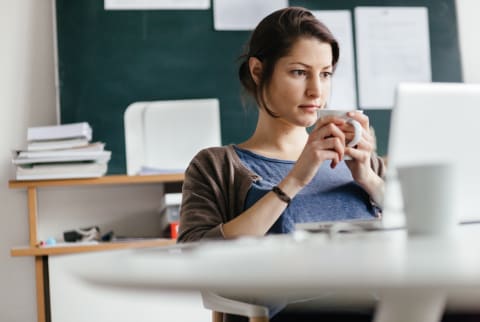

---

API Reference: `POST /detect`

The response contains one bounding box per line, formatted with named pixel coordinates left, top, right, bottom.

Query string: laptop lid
left=386, top=82, right=480, bottom=222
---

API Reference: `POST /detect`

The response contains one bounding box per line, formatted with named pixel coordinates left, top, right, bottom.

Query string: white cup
left=317, top=109, right=363, bottom=160
left=397, top=163, right=458, bottom=236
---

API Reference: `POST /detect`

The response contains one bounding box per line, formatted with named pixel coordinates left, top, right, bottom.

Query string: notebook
left=296, top=82, right=480, bottom=233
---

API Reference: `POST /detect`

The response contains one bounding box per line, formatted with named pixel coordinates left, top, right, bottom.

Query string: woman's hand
left=342, top=112, right=375, bottom=179
left=286, top=116, right=348, bottom=189
left=343, top=111, right=384, bottom=205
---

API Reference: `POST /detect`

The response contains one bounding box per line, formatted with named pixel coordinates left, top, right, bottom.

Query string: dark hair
left=238, top=7, right=339, bottom=116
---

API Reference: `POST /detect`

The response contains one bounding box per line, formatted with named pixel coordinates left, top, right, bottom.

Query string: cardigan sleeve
left=177, top=149, right=228, bottom=243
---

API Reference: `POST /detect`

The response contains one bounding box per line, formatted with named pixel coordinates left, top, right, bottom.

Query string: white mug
left=317, top=109, right=363, bottom=159
left=397, top=162, right=458, bottom=236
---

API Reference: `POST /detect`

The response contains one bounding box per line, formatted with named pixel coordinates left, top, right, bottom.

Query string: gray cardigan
left=177, top=144, right=385, bottom=243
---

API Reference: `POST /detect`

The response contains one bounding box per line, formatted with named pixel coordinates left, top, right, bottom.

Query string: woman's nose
left=306, top=77, right=322, bottom=98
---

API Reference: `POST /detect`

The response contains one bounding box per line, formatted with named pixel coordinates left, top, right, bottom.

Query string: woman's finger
left=347, top=111, right=370, bottom=130
left=313, top=115, right=346, bottom=132
left=353, top=138, right=373, bottom=153
left=345, top=146, right=370, bottom=163
left=311, top=121, right=346, bottom=146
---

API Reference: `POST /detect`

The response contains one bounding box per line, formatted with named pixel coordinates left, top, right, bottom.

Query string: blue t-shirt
left=234, top=145, right=378, bottom=234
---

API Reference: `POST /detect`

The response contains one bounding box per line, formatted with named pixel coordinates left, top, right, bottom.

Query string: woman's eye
left=292, top=70, right=307, bottom=77
left=320, top=72, right=333, bottom=79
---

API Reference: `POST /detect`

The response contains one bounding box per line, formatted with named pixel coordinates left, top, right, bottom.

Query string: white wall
left=456, top=0, right=480, bottom=82
left=0, top=0, right=56, bottom=321
left=1, top=1, right=480, bottom=321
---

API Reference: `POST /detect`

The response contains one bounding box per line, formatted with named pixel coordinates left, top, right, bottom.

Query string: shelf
left=9, top=173, right=184, bottom=189
left=9, top=172, right=185, bottom=322
left=11, top=238, right=177, bottom=256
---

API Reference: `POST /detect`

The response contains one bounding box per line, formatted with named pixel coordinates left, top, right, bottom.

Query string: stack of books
left=12, top=122, right=111, bottom=180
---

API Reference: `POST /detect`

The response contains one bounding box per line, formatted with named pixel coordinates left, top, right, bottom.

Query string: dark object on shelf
left=64, top=226, right=100, bottom=242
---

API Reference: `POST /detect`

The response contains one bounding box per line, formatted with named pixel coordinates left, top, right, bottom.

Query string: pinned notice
left=355, top=7, right=432, bottom=109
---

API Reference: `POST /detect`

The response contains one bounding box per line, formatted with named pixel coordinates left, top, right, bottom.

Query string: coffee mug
left=317, top=110, right=363, bottom=160
left=397, top=162, right=458, bottom=236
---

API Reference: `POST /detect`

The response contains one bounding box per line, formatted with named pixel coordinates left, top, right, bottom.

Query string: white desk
left=70, top=224, right=480, bottom=322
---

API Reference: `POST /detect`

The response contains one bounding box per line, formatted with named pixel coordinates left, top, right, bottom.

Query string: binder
left=27, top=122, right=92, bottom=141
left=17, top=143, right=105, bottom=158
left=16, top=162, right=108, bottom=180
left=27, top=138, right=90, bottom=151
left=12, top=150, right=111, bottom=165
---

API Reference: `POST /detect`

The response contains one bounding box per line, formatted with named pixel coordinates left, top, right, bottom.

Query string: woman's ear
left=248, top=57, right=263, bottom=85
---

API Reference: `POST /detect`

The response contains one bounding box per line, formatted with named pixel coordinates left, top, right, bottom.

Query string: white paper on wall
left=313, top=10, right=357, bottom=110
left=355, top=7, right=431, bottom=109
left=105, top=0, right=210, bottom=10
left=213, top=0, right=288, bottom=30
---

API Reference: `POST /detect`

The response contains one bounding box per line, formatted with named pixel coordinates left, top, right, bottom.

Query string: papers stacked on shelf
left=13, top=122, right=111, bottom=180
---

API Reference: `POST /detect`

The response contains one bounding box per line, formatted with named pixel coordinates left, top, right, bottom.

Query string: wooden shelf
left=11, top=238, right=177, bottom=256
left=9, top=173, right=184, bottom=189
left=9, top=173, right=184, bottom=322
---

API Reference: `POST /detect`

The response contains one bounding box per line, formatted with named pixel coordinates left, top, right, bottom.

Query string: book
left=27, top=122, right=92, bottom=141
left=14, top=121, right=112, bottom=180
left=27, top=138, right=90, bottom=151
left=12, top=150, right=111, bottom=165
left=17, top=143, right=105, bottom=158
left=16, top=162, right=108, bottom=180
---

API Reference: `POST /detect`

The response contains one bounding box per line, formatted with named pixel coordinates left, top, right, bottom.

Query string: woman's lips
left=299, top=104, right=320, bottom=112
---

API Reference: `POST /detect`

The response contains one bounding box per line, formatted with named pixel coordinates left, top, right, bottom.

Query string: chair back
left=124, top=98, right=221, bottom=175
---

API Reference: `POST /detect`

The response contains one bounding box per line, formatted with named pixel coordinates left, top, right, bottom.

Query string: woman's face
left=264, top=37, right=333, bottom=127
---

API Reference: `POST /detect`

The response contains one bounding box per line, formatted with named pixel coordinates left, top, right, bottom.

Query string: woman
left=177, top=6, right=385, bottom=321
left=178, top=7, right=385, bottom=243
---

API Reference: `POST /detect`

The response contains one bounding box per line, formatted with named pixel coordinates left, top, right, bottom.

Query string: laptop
left=387, top=82, right=480, bottom=223
left=296, top=82, right=480, bottom=233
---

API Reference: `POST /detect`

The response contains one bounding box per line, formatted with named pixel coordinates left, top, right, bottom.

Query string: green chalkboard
left=56, top=0, right=462, bottom=174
